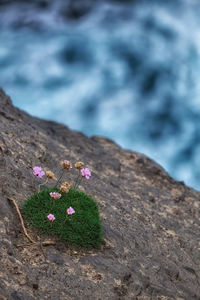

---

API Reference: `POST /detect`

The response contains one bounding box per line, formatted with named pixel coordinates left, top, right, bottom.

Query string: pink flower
left=49, top=192, right=61, bottom=200
left=47, top=214, right=55, bottom=222
left=33, top=166, right=45, bottom=178
left=81, top=168, right=91, bottom=179
left=67, top=207, right=75, bottom=215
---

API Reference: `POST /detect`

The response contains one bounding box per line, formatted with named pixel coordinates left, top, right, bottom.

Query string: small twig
left=8, top=197, right=56, bottom=249
left=16, top=242, right=33, bottom=247
left=41, top=240, right=56, bottom=246
left=8, top=197, right=36, bottom=243
left=16, top=240, right=56, bottom=247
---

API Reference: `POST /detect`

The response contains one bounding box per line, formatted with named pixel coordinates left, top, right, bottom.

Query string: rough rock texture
left=0, top=88, right=200, bottom=300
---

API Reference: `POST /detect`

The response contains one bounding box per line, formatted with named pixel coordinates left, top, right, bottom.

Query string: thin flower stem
left=74, top=171, right=81, bottom=189
left=74, top=171, right=83, bottom=189
left=75, top=175, right=83, bottom=190
left=33, top=176, right=37, bottom=193
left=74, top=175, right=79, bottom=189
left=38, top=178, right=48, bottom=192
left=69, top=171, right=73, bottom=187
left=55, top=170, right=64, bottom=187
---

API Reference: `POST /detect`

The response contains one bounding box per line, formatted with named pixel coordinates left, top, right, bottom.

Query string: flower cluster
left=81, top=168, right=91, bottom=179
left=47, top=205, right=75, bottom=224
left=32, top=159, right=91, bottom=226
left=50, top=192, right=61, bottom=200
left=60, top=182, right=71, bottom=194
left=67, top=207, right=75, bottom=215
left=61, top=160, right=72, bottom=170
left=47, top=213, right=55, bottom=222
left=33, top=166, right=45, bottom=178
left=32, top=160, right=91, bottom=193
left=46, top=171, right=54, bottom=179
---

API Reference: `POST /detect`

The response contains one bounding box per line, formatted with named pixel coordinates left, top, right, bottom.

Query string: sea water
left=0, top=0, right=200, bottom=190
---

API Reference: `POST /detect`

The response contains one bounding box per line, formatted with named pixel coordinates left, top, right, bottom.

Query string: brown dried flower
left=60, top=181, right=72, bottom=194
left=60, top=185, right=69, bottom=194
left=46, top=171, right=54, bottom=179
left=63, top=181, right=71, bottom=187
left=74, top=161, right=84, bottom=170
left=61, top=160, right=71, bottom=170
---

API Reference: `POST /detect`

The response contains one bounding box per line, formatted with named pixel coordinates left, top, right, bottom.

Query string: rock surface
left=0, top=88, right=200, bottom=299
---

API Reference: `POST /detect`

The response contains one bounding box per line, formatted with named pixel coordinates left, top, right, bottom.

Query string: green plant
left=22, top=188, right=102, bottom=249
left=22, top=161, right=102, bottom=250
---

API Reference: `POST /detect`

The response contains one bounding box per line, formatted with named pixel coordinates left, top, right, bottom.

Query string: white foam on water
left=1, top=0, right=200, bottom=190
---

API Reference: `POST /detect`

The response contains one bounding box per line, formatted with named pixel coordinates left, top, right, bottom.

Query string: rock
left=0, top=88, right=200, bottom=299
left=48, top=253, right=64, bottom=265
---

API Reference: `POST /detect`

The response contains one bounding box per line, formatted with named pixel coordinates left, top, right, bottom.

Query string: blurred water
left=1, top=0, right=200, bottom=190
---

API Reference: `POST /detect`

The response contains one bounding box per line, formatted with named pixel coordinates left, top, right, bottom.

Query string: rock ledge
left=0, top=89, right=200, bottom=299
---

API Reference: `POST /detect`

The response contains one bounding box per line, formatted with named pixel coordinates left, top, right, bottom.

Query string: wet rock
left=0, top=88, right=200, bottom=299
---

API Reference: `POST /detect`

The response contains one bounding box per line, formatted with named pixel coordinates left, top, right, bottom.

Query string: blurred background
left=0, top=0, right=200, bottom=190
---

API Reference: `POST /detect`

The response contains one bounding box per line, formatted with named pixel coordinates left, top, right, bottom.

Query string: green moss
left=22, top=188, right=103, bottom=249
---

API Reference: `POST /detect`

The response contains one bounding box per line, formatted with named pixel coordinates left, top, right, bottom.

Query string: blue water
left=1, top=0, right=200, bottom=190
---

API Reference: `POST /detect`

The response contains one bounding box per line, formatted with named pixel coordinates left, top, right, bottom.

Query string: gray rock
left=0, top=88, right=200, bottom=299
left=48, top=253, right=64, bottom=265
left=11, top=290, right=35, bottom=300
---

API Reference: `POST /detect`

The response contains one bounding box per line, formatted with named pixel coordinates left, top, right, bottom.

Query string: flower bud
left=60, top=184, right=70, bottom=194
left=60, top=182, right=71, bottom=194
left=75, top=161, right=84, bottom=170
left=46, top=171, right=54, bottom=179
left=61, top=160, right=71, bottom=170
